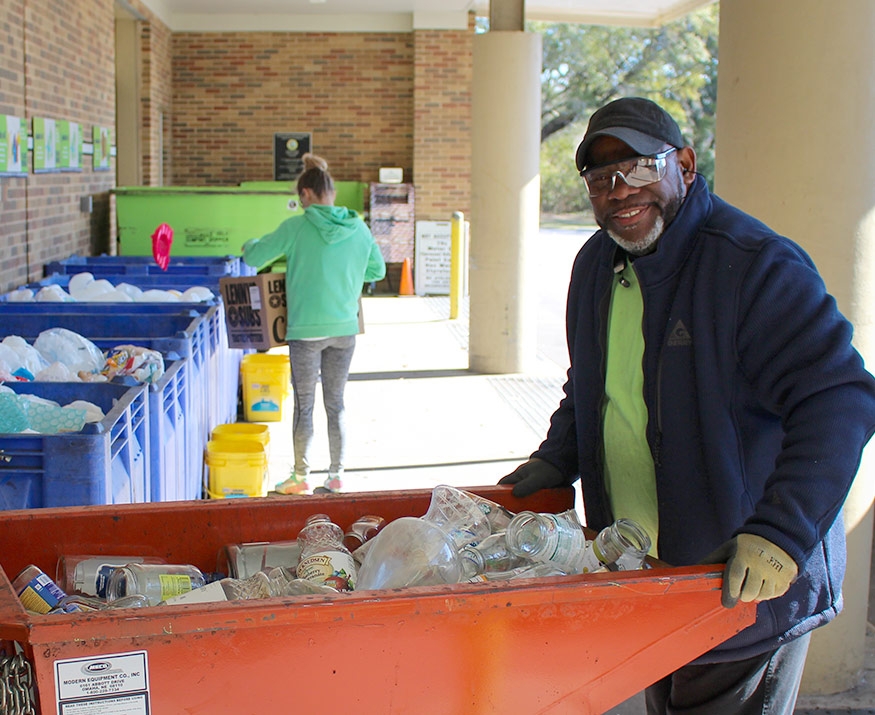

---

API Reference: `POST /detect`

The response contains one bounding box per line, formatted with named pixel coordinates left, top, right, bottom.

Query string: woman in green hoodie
left=242, top=153, right=386, bottom=494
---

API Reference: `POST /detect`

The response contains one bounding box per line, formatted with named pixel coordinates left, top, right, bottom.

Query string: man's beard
left=608, top=215, right=664, bottom=256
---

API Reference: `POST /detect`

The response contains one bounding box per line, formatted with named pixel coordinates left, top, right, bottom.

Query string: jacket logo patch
left=668, top=320, right=692, bottom=347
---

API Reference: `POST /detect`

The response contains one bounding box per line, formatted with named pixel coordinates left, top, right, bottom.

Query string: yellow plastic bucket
left=240, top=354, right=290, bottom=423
left=204, top=439, right=267, bottom=499
left=211, top=423, right=271, bottom=452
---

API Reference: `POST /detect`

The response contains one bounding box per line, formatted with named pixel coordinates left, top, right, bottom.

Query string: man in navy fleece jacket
left=500, top=97, right=875, bottom=715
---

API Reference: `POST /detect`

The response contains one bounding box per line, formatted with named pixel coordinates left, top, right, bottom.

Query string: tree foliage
left=533, top=3, right=719, bottom=213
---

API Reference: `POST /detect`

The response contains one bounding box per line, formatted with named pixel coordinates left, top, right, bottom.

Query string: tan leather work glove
left=702, top=533, right=799, bottom=609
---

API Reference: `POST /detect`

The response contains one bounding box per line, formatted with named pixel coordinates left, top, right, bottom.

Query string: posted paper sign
left=414, top=221, right=452, bottom=296
left=55, top=650, right=150, bottom=714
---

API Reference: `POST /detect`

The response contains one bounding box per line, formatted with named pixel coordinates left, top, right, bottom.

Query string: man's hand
left=702, top=533, right=799, bottom=609
left=498, top=458, right=564, bottom=497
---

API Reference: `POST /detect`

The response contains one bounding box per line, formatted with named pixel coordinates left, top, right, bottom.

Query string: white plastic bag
left=1, top=336, right=50, bottom=376
left=34, top=328, right=105, bottom=375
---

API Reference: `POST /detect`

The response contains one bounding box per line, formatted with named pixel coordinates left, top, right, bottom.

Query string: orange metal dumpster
left=0, top=487, right=754, bottom=714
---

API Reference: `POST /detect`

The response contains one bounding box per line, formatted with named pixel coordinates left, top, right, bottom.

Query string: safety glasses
left=580, top=147, right=677, bottom=198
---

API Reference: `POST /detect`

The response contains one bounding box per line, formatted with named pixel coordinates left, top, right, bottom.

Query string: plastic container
left=0, top=382, right=150, bottom=510
left=0, top=486, right=755, bottom=714
left=44, top=254, right=253, bottom=278
left=211, top=423, right=270, bottom=452
left=240, top=353, right=290, bottom=422
left=203, top=439, right=267, bottom=499
left=145, top=360, right=190, bottom=502
left=0, top=310, right=204, bottom=360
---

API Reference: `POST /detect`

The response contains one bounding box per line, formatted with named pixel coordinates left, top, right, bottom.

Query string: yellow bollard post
left=450, top=211, right=464, bottom=320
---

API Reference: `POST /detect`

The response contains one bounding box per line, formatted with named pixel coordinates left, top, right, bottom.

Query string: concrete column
left=490, top=0, right=524, bottom=31
left=468, top=31, right=542, bottom=374
left=716, top=0, right=875, bottom=693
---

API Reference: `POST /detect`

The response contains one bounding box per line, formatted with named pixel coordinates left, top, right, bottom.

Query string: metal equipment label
left=55, top=651, right=149, bottom=714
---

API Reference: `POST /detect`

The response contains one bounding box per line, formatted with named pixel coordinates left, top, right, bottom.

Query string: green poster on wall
left=93, top=125, right=111, bottom=171
left=57, top=120, right=82, bottom=171
left=33, top=117, right=59, bottom=173
left=0, top=115, right=27, bottom=176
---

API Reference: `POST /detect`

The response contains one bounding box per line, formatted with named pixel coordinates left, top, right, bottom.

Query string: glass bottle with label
left=296, top=514, right=357, bottom=591
left=578, top=518, right=652, bottom=573
left=105, top=563, right=206, bottom=606
left=342, top=515, right=386, bottom=552
left=56, top=555, right=166, bottom=598
left=505, top=509, right=590, bottom=574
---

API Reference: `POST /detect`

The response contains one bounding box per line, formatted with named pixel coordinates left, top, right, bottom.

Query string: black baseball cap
left=575, top=97, right=685, bottom=172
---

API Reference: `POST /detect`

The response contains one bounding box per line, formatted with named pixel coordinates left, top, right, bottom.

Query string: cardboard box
left=219, top=273, right=287, bottom=351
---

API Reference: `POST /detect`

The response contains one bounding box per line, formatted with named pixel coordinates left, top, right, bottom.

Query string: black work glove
left=498, top=458, right=564, bottom=497
left=700, top=534, right=798, bottom=609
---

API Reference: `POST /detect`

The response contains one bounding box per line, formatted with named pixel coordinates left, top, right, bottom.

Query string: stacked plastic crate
left=0, top=255, right=251, bottom=509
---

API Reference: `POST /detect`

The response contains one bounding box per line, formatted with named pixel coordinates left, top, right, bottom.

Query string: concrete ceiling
left=133, top=0, right=714, bottom=31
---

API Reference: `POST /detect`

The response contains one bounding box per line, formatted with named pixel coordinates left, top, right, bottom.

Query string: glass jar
left=580, top=518, right=652, bottom=572
left=106, top=563, right=206, bottom=606
left=505, top=509, right=590, bottom=574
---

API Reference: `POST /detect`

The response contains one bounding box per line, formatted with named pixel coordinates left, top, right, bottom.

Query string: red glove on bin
left=151, top=223, right=174, bottom=271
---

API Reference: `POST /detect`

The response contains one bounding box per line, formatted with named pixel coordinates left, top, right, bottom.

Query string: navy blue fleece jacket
left=533, top=175, right=875, bottom=661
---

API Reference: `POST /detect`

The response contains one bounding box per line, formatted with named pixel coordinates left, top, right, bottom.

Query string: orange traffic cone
left=399, top=257, right=414, bottom=296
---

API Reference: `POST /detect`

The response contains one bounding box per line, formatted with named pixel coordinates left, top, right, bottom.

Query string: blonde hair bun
left=301, top=153, right=328, bottom=172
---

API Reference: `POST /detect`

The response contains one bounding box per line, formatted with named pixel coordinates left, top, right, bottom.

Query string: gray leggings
left=288, top=335, right=356, bottom=477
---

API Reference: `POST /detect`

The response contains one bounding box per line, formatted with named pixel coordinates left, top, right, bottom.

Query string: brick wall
left=0, top=0, right=27, bottom=292
left=170, top=32, right=415, bottom=187
left=139, top=11, right=174, bottom=187
left=413, top=21, right=473, bottom=222
left=0, top=3, right=475, bottom=293
left=0, top=0, right=118, bottom=292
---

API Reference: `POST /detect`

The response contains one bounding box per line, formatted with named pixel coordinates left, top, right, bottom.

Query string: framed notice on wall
left=273, top=132, right=311, bottom=181
left=58, top=121, right=82, bottom=172
left=0, top=115, right=27, bottom=176
left=33, top=117, right=59, bottom=173
left=93, top=126, right=111, bottom=171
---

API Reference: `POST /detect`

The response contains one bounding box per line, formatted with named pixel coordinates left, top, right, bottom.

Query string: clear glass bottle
left=105, top=563, right=206, bottom=607
left=56, top=554, right=166, bottom=597
left=466, top=562, right=568, bottom=583
left=219, top=541, right=301, bottom=580
left=579, top=518, right=652, bottom=573
left=355, top=516, right=463, bottom=590
left=505, top=509, right=590, bottom=574
left=459, top=533, right=528, bottom=580
left=422, top=485, right=491, bottom=549
left=466, top=493, right=516, bottom=533
left=296, top=513, right=357, bottom=591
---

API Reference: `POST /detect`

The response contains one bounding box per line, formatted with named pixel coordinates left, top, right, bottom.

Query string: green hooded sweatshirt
left=242, top=204, right=386, bottom=340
